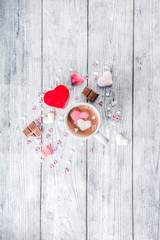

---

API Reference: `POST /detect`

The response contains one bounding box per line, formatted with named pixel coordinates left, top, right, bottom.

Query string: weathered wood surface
left=134, top=0, right=160, bottom=239
left=0, top=0, right=160, bottom=239
left=41, top=0, right=87, bottom=239
left=87, top=0, right=133, bottom=239
left=0, top=0, right=41, bottom=239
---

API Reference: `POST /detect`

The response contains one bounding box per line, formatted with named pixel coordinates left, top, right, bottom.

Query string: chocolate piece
left=87, top=91, right=99, bottom=102
left=81, top=86, right=99, bottom=102
left=23, top=121, right=42, bottom=138
left=82, top=86, right=92, bottom=97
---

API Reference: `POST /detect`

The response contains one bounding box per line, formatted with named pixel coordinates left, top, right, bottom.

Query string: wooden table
left=0, top=0, right=160, bottom=239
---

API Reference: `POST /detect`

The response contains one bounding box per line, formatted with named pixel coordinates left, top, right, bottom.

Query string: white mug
left=64, top=103, right=109, bottom=145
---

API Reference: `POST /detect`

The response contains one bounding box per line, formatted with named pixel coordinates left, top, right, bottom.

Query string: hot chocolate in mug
left=64, top=103, right=109, bottom=145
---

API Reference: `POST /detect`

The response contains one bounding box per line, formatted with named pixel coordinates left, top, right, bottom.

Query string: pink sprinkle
left=57, top=140, right=61, bottom=145
left=52, top=147, right=57, bottom=152
left=64, top=132, right=68, bottom=137
left=50, top=163, right=54, bottom=168
left=92, top=62, right=97, bottom=66
left=46, top=134, right=50, bottom=139
left=32, top=106, right=36, bottom=111
left=54, top=160, right=58, bottom=165
left=84, top=74, right=89, bottom=79
left=64, top=168, right=69, bottom=173
left=89, top=148, right=93, bottom=153
left=38, top=122, right=42, bottom=127
left=42, top=90, right=46, bottom=94
left=27, top=140, right=31, bottom=144
left=99, top=100, right=104, bottom=106
left=94, top=77, right=98, bottom=82
left=39, top=100, right=43, bottom=104
left=37, top=117, right=41, bottom=122
left=112, top=115, right=120, bottom=121
left=92, top=125, right=97, bottom=131
left=35, top=147, right=40, bottom=152
left=74, top=96, right=79, bottom=101
left=38, top=92, right=41, bottom=97
left=48, top=128, right=53, bottom=132
left=39, top=142, right=43, bottom=146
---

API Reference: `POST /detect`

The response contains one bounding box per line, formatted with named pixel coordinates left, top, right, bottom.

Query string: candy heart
left=41, top=145, right=53, bottom=158
left=43, top=111, right=55, bottom=124
left=71, top=110, right=89, bottom=124
left=116, top=134, right=129, bottom=146
left=97, top=71, right=112, bottom=87
left=71, top=72, right=84, bottom=85
left=44, top=85, right=69, bottom=108
left=77, top=119, right=91, bottom=131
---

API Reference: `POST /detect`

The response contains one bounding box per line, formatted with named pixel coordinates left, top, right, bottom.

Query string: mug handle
left=94, top=131, right=109, bottom=145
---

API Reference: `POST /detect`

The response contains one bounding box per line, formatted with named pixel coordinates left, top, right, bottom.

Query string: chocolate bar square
left=28, top=122, right=37, bottom=132
left=23, top=128, right=31, bottom=137
left=81, top=86, right=92, bottom=98
left=23, top=121, right=43, bottom=138
left=87, top=91, right=99, bottom=102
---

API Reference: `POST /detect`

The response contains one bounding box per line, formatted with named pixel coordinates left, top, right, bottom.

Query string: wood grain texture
left=87, top=0, right=133, bottom=239
left=41, top=0, right=87, bottom=239
left=0, top=0, right=41, bottom=239
left=134, top=0, right=160, bottom=239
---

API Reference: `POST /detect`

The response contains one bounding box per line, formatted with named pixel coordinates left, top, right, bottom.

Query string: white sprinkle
left=106, top=92, right=110, bottom=97
left=112, top=101, right=117, bottom=107
left=80, top=141, right=84, bottom=146
left=108, top=113, right=112, bottom=118
left=92, top=116, right=96, bottom=119
left=95, top=60, right=99, bottom=65
left=48, top=87, right=53, bottom=90
left=75, top=128, right=78, bottom=132
left=93, top=71, right=99, bottom=76
left=111, top=122, right=116, bottom=126
left=104, top=65, right=110, bottom=70
left=107, top=107, right=111, bottom=111
left=117, top=111, right=121, bottom=116
left=113, top=130, right=117, bottom=134
left=70, top=149, right=75, bottom=154
left=66, top=160, right=72, bottom=165
left=69, top=67, right=73, bottom=72
left=58, top=68, right=62, bottom=72
left=40, top=158, right=44, bottom=163
left=56, top=77, right=59, bottom=81
left=57, top=120, right=63, bottom=125
left=35, top=138, right=41, bottom=143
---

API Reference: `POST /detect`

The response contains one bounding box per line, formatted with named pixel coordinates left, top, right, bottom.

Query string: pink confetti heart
left=92, top=62, right=97, bottom=66
left=45, top=134, right=50, bottom=139
left=37, top=117, right=42, bottom=122
left=84, top=74, right=89, bottom=79
left=74, top=96, right=79, bottom=101
left=57, top=140, right=61, bottom=145
left=54, top=160, right=58, bottom=165
left=39, top=100, right=43, bottom=104
left=64, top=168, right=69, bottom=173
left=92, top=125, right=97, bottom=131
left=64, top=132, right=68, bottom=137
left=32, top=106, right=36, bottom=111
left=48, top=128, right=53, bottom=132
left=52, top=147, right=57, bottom=152
left=39, top=142, right=43, bottom=146
left=38, top=92, right=41, bottom=97
left=99, top=100, right=104, bottom=106
left=50, top=163, right=54, bottom=168
left=89, top=148, right=93, bottom=153
left=112, top=115, right=120, bottom=121
left=35, top=147, right=40, bottom=152
left=27, top=140, right=31, bottom=144
left=94, top=77, right=98, bottom=82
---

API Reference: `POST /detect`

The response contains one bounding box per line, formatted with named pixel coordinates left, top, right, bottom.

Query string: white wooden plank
left=0, top=0, right=41, bottom=239
left=87, top=1, right=133, bottom=239
left=41, top=0, right=87, bottom=239
left=134, top=1, right=160, bottom=239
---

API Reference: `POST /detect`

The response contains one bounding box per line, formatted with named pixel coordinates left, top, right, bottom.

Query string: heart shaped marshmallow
left=44, top=85, right=69, bottom=108
left=116, top=134, right=129, bottom=146
left=77, top=119, right=91, bottom=131
left=71, top=72, right=84, bottom=85
left=71, top=110, right=89, bottom=124
left=98, top=71, right=112, bottom=87
left=41, top=145, right=53, bottom=158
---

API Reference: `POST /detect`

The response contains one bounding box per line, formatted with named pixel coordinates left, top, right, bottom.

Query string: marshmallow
left=116, top=134, right=129, bottom=146
left=77, top=119, right=91, bottom=131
